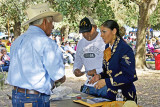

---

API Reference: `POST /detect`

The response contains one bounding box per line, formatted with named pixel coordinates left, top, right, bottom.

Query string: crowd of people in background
left=0, top=36, right=15, bottom=71
left=1, top=28, right=160, bottom=68
left=0, top=39, right=12, bottom=72
left=51, top=31, right=160, bottom=66
left=0, top=30, right=159, bottom=70
left=123, top=32, right=160, bottom=61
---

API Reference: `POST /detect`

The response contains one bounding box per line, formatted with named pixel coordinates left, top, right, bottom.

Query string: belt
left=13, top=86, right=40, bottom=94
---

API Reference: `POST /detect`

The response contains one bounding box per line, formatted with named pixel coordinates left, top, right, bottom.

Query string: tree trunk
left=7, top=19, right=10, bottom=37
left=135, top=0, right=158, bottom=69
left=14, top=20, right=21, bottom=39
left=64, top=25, right=69, bottom=42
left=135, top=4, right=149, bottom=69
left=147, top=25, right=151, bottom=40
left=61, top=25, right=69, bottom=42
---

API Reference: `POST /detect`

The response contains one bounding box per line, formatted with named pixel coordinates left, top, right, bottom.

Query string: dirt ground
left=0, top=65, right=160, bottom=107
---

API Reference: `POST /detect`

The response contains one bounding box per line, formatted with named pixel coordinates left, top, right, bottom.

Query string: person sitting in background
left=129, top=39, right=136, bottom=53
left=64, top=41, right=76, bottom=60
left=0, top=39, right=5, bottom=47
left=69, top=42, right=75, bottom=50
left=147, top=40, right=154, bottom=54
left=146, top=51, right=154, bottom=61
left=74, top=41, right=78, bottom=51
left=56, top=35, right=61, bottom=45
left=151, top=37, right=156, bottom=47
left=154, top=40, right=160, bottom=49
left=59, top=43, right=74, bottom=66
left=7, top=41, right=11, bottom=46
left=0, top=48, right=10, bottom=72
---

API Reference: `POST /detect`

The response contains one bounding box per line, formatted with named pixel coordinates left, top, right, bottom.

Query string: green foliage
left=0, top=0, right=25, bottom=23
left=124, top=2, right=139, bottom=27
left=95, top=0, right=114, bottom=25
left=109, top=0, right=138, bottom=27
left=118, top=0, right=131, bottom=8
left=0, top=0, right=25, bottom=32
left=150, top=1, right=160, bottom=30
left=0, top=0, right=48, bottom=32
left=0, top=0, right=159, bottom=34
left=52, top=0, right=114, bottom=31
left=117, top=0, right=160, bottom=29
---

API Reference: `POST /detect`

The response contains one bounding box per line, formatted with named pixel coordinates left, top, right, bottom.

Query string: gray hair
left=30, top=16, right=53, bottom=25
left=0, top=47, right=6, bottom=53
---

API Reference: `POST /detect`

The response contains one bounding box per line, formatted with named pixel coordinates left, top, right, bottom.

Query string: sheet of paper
left=84, top=76, right=98, bottom=87
left=67, top=93, right=81, bottom=97
left=87, top=98, right=111, bottom=104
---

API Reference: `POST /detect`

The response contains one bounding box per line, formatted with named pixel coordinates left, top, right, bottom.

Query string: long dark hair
left=101, top=20, right=122, bottom=39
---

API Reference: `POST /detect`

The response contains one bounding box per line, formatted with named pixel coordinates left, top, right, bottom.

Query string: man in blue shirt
left=7, top=3, right=65, bottom=107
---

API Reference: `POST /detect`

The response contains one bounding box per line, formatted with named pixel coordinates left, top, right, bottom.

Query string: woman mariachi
left=89, top=20, right=138, bottom=102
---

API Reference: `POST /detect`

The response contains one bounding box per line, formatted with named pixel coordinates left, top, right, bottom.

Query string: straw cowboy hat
left=22, top=3, right=63, bottom=26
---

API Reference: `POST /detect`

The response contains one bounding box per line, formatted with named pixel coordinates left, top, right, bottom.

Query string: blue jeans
left=0, top=65, right=9, bottom=72
left=12, top=90, right=50, bottom=107
left=81, top=85, right=108, bottom=98
left=2, top=65, right=9, bottom=72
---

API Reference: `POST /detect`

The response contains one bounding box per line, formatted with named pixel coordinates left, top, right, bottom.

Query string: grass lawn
left=146, top=61, right=155, bottom=64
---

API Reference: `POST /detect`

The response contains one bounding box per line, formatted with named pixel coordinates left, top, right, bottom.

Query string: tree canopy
left=0, top=0, right=159, bottom=34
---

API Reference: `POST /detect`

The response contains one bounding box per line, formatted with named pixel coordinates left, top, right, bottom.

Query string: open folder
left=73, top=99, right=142, bottom=107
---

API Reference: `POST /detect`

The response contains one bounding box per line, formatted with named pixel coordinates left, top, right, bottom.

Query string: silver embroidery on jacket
left=122, top=55, right=131, bottom=65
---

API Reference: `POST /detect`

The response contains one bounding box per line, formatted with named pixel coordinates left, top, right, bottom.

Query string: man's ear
left=91, top=25, right=97, bottom=33
left=93, top=25, right=97, bottom=30
left=42, top=19, right=47, bottom=29
left=113, top=28, right=117, bottom=35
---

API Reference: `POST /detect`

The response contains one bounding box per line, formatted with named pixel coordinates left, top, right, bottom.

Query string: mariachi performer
left=89, top=20, right=138, bottom=102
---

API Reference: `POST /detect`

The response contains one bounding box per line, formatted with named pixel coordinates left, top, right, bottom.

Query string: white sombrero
left=22, top=3, right=63, bottom=26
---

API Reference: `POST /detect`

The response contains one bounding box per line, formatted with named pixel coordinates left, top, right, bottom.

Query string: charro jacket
left=100, top=37, right=138, bottom=102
